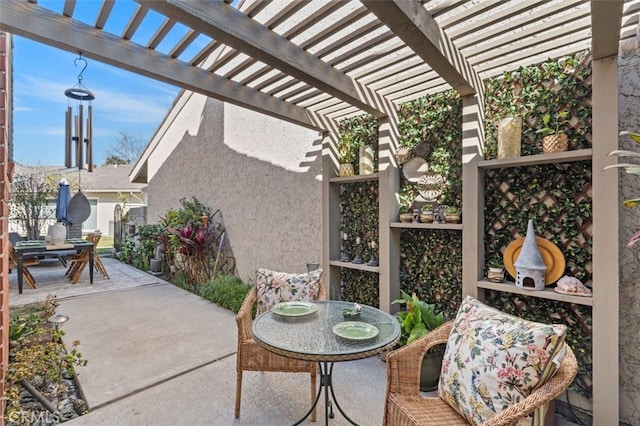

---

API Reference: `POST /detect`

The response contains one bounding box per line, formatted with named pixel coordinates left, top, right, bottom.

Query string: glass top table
left=252, top=300, right=400, bottom=362
left=252, top=300, right=400, bottom=425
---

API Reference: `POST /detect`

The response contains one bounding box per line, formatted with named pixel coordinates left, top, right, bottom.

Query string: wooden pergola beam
left=591, top=0, right=624, bottom=60
left=0, top=0, right=324, bottom=131
left=139, top=0, right=388, bottom=118
left=362, top=0, right=483, bottom=97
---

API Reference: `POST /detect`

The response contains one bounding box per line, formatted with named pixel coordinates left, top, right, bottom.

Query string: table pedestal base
left=292, top=361, right=358, bottom=426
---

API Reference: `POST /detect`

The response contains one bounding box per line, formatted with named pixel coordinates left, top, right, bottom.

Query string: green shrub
left=200, top=275, right=251, bottom=313
left=9, top=313, right=43, bottom=342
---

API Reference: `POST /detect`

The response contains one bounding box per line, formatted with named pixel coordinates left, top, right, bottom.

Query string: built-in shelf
left=478, top=149, right=593, bottom=170
left=477, top=280, right=593, bottom=306
left=329, top=173, right=379, bottom=183
left=329, top=260, right=380, bottom=273
left=390, top=222, right=463, bottom=230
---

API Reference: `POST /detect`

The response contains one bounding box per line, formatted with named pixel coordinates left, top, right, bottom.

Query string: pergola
left=0, top=0, right=637, bottom=424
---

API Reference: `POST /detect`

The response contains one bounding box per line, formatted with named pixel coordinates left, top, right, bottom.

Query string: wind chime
left=64, top=53, right=94, bottom=172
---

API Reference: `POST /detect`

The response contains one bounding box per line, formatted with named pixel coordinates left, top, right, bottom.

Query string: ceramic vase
left=487, top=267, right=505, bottom=283
left=497, top=116, right=521, bottom=159
left=358, top=145, right=374, bottom=175
left=49, top=222, right=66, bottom=245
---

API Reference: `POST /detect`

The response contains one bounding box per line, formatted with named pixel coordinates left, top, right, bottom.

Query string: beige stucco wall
left=145, top=93, right=322, bottom=282
left=618, top=40, right=640, bottom=425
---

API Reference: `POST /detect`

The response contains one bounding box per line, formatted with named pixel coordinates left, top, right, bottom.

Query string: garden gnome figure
left=514, top=219, right=547, bottom=290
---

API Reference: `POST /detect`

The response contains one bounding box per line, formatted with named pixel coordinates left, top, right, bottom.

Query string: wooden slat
left=591, top=0, right=624, bottom=60
left=168, top=28, right=198, bottom=59
left=0, top=0, right=323, bottom=131
left=62, top=0, right=76, bottom=18
left=362, top=0, right=483, bottom=97
left=94, top=0, right=115, bottom=30
left=141, top=0, right=387, bottom=117
left=147, top=17, right=175, bottom=49
left=122, top=4, right=149, bottom=40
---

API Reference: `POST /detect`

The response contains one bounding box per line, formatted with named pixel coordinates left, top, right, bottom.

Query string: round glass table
left=252, top=301, right=400, bottom=425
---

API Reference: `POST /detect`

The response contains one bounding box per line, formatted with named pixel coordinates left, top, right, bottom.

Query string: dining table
left=252, top=300, right=400, bottom=425
left=13, top=239, right=94, bottom=294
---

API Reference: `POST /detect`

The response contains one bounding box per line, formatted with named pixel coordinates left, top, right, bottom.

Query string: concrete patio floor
left=8, top=256, right=389, bottom=425
left=8, top=256, right=580, bottom=425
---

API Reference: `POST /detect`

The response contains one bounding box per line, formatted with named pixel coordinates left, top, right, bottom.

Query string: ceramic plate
left=402, top=157, right=429, bottom=182
left=332, top=321, right=379, bottom=340
left=272, top=301, right=318, bottom=317
left=503, top=236, right=566, bottom=285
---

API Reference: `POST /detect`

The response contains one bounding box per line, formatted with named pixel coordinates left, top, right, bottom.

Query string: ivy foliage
left=484, top=51, right=592, bottom=158
left=397, top=89, right=462, bottom=207
left=337, top=114, right=379, bottom=173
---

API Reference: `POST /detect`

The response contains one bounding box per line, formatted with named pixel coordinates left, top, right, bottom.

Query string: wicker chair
left=383, top=321, right=578, bottom=426
left=235, top=280, right=326, bottom=421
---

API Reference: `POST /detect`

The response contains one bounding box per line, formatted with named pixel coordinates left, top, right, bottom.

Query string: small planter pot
left=444, top=213, right=461, bottom=224
left=399, top=213, right=414, bottom=223
left=542, top=134, right=568, bottom=153
left=420, top=211, right=434, bottom=223
left=339, top=163, right=355, bottom=176
left=487, top=267, right=505, bottom=283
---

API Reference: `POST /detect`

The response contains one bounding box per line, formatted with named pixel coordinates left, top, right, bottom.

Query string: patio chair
left=383, top=316, right=578, bottom=426
left=235, top=268, right=326, bottom=421
left=8, top=243, right=39, bottom=289
left=66, top=232, right=109, bottom=283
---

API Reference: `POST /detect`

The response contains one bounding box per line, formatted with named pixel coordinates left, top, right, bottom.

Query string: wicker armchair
left=235, top=280, right=326, bottom=420
left=384, top=321, right=578, bottom=426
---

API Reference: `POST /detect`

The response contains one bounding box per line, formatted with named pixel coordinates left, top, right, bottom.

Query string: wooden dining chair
left=8, top=243, right=39, bottom=289
left=66, top=232, right=107, bottom=283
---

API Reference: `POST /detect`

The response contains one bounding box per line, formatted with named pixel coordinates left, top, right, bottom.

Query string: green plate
left=272, top=301, right=318, bottom=317
left=332, top=321, right=379, bottom=341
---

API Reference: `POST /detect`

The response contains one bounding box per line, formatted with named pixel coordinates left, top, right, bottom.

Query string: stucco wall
left=145, top=95, right=322, bottom=282
left=618, top=40, right=640, bottom=425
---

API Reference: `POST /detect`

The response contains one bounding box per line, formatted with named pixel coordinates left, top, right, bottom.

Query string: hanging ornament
left=65, top=52, right=94, bottom=172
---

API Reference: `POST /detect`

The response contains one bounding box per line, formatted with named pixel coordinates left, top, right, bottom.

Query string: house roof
left=12, top=163, right=145, bottom=193
left=0, top=0, right=635, bottom=133
left=76, top=164, right=146, bottom=193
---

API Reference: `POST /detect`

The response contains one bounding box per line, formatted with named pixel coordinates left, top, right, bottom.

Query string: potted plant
left=536, top=111, right=570, bottom=153
left=486, top=259, right=505, bottom=283
left=337, top=133, right=356, bottom=176
left=397, top=192, right=415, bottom=223
left=444, top=206, right=461, bottom=224
left=420, top=204, right=434, bottom=223
left=391, top=291, right=445, bottom=391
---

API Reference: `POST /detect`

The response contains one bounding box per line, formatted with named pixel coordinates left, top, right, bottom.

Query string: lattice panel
left=485, top=161, right=593, bottom=285
left=484, top=160, right=593, bottom=399
left=400, top=229, right=463, bottom=318
left=484, top=51, right=593, bottom=159
left=340, top=269, right=380, bottom=308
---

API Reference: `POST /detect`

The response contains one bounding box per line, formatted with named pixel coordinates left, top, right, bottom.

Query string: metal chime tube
left=86, top=105, right=93, bottom=172
left=65, top=106, right=72, bottom=168
left=77, top=104, right=84, bottom=169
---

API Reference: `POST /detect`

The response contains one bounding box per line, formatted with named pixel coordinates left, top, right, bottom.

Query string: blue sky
left=10, top=0, right=205, bottom=166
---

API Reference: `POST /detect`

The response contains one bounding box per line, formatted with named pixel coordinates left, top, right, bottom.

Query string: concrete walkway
left=9, top=257, right=388, bottom=425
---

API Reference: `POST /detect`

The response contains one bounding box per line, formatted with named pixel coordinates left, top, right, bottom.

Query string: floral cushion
left=439, top=296, right=567, bottom=426
left=255, top=268, right=322, bottom=315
